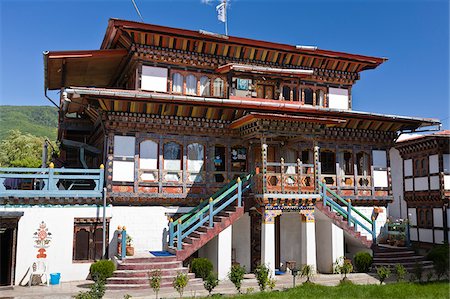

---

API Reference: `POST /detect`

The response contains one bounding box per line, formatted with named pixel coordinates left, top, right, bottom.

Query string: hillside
left=0, top=105, right=58, bottom=141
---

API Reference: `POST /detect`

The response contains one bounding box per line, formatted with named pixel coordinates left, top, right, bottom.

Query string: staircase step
left=113, top=267, right=189, bottom=278
left=118, top=261, right=182, bottom=271
left=121, top=256, right=177, bottom=263
left=372, top=261, right=433, bottom=268
left=373, top=256, right=425, bottom=263
left=185, top=236, right=200, bottom=244
left=107, top=273, right=196, bottom=285
left=374, top=250, right=416, bottom=257
left=191, top=231, right=206, bottom=238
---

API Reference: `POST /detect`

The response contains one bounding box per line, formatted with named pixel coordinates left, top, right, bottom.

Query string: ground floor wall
left=408, top=207, right=450, bottom=245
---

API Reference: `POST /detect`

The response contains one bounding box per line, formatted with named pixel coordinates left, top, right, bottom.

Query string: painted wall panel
left=373, top=170, right=388, bottom=187
left=430, top=176, right=440, bottom=190
left=405, top=178, right=413, bottom=191
left=141, top=66, right=168, bottom=92
left=414, top=177, right=428, bottom=191
left=352, top=207, right=387, bottom=240
left=114, top=136, right=135, bottom=158
left=112, top=161, right=135, bottom=182
left=410, top=227, right=418, bottom=241
left=328, top=88, right=349, bottom=110
left=429, top=155, right=439, bottom=174
left=408, top=208, right=417, bottom=226
left=444, top=154, right=450, bottom=172
left=418, top=228, right=433, bottom=243
left=433, top=208, right=443, bottom=227
left=434, top=230, right=444, bottom=244
left=232, top=213, right=251, bottom=272
left=404, top=159, right=413, bottom=177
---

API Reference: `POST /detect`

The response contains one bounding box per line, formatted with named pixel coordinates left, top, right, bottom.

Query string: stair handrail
left=169, top=172, right=254, bottom=250
left=319, top=181, right=377, bottom=241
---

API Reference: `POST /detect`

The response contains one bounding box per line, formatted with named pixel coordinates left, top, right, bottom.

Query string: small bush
left=74, top=279, right=106, bottom=299
left=203, top=272, right=219, bottom=295
left=427, top=244, right=449, bottom=280
left=394, top=264, right=407, bottom=282
left=89, top=260, right=115, bottom=281
left=334, top=257, right=353, bottom=281
left=354, top=252, right=373, bottom=273
left=148, top=269, right=162, bottom=299
left=376, top=266, right=391, bottom=285
left=190, top=258, right=213, bottom=280
left=300, top=264, right=314, bottom=283
left=228, top=264, right=246, bottom=293
left=413, top=262, right=424, bottom=283
left=254, top=264, right=271, bottom=291
left=173, top=272, right=189, bottom=298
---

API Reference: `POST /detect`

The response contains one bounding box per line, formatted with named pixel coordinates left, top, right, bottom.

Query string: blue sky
left=1, top=0, right=449, bottom=128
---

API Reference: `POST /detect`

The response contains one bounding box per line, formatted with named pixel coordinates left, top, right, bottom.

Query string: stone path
left=0, top=273, right=380, bottom=299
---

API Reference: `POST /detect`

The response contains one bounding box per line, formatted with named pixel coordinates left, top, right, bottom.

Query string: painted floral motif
left=33, top=221, right=52, bottom=258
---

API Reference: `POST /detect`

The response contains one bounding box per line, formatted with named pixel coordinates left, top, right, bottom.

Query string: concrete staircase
left=168, top=205, right=244, bottom=261
left=371, top=245, right=433, bottom=271
left=106, top=255, right=203, bottom=290
left=316, top=201, right=372, bottom=248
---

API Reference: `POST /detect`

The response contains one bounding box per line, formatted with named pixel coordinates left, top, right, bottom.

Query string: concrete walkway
left=0, top=273, right=380, bottom=299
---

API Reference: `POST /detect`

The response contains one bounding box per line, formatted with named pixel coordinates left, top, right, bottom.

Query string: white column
left=217, top=226, right=232, bottom=280
left=261, top=210, right=280, bottom=274
left=300, top=210, right=317, bottom=271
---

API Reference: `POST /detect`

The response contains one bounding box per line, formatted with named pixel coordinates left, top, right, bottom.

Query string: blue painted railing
left=0, top=165, right=105, bottom=198
left=319, top=182, right=377, bottom=242
left=169, top=172, right=253, bottom=250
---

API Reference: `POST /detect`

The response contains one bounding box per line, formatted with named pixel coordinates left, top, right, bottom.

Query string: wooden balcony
left=0, top=166, right=104, bottom=199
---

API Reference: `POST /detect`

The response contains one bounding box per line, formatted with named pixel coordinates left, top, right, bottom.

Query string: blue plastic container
left=50, top=273, right=61, bottom=285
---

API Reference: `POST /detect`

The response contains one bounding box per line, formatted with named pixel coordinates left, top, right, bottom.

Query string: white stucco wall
left=389, top=148, right=407, bottom=219
left=444, top=175, right=450, bottom=190
left=433, top=208, right=443, bottom=227
left=408, top=208, right=417, bottom=226
left=352, top=207, right=386, bottom=240
left=414, top=177, right=428, bottom=191
left=410, top=227, right=418, bottom=241
left=430, top=176, right=440, bottom=190
left=404, top=159, right=413, bottom=176
left=280, top=213, right=302, bottom=269
left=231, top=213, right=251, bottom=271
left=418, top=228, right=433, bottom=243
left=429, top=155, right=439, bottom=174
left=315, top=211, right=344, bottom=274
left=405, top=178, right=413, bottom=191
left=199, top=226, right=232, bottom=280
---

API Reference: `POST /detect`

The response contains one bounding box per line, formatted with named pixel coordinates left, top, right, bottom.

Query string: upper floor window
left=213, top=78, right=225, bottom=97
left=186, top=75, right=197, bottom=95
left=320, top=150, right=336, bottom=174
left=317, top=90, right=324, bottom=106
left=304, top=88, right=313, bottom=105
left=139, top=140, right=158, bottom=181
left=187, top=143, right=205, bottom=183
left=414, top=157, right=428, bottom=177
left=200, top=76, right=210, bottom=96
left=339, top=151, right=354, bottom=175
left=356, top=152, right=370, bottom=176
left=163, top=142, right=182, bottom=181
left=172, top=73, right=183, bottom=93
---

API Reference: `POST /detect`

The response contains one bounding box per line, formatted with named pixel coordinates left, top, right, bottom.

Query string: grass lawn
left=233, top=281, right=450, bottom=299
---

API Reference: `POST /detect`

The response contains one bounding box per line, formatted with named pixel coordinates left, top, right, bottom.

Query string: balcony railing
left=0, top=165, right=104, bottom=198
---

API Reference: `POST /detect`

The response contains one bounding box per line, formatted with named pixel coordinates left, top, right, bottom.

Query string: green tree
left=0, top=130, right=55, bottom=168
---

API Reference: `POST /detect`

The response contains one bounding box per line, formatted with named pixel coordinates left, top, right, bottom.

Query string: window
left=186, top=75, right=197, bottom=95
left=356, top=152, right=370, bottom=176
left=163, top=142, right=182, bottom=181
left=231, top=147, right=247, bottom=172
left=339, top=151, right=354, bottom=175
left=172, top=73, right=183, bottom=93
left=320, top=150, right=336, bottom=174
left=112, top=136, right=135, bottom=182
left=139, top=140, right=158, bottom=181
left=282, top=86, right=290, bottom=101
left=304, top=88, right=313, bottom=105
left=301, top=150, right=311, bottom=164
left=317, top=90, right=324, bottom=106
left=213, top=78, right=224, bottom=97
left=141, top=66, right=168, bottom=92
left=187, top=143, right=204, bottom=182
left=214, top=145, right=226, bottom=182
left=200, top=76, right=210, bottom=96
left=417, top=208, right=433, bottom=228
left=414, top=158, right=428, bottom=177
left=73, top=218, right=109, bottom=261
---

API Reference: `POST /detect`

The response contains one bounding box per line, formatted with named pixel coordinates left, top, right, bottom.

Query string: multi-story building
left=0, top=19, right=440, bottom=288
left=391, top=131, right=449, bottom=248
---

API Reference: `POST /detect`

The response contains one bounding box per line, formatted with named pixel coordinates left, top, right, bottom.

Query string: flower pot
left=126, top=246, right=134, bottom=256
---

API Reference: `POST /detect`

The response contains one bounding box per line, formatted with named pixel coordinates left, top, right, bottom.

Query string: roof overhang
left=216, top=63, right=314, bottom=77
left=44, top=49, right=128, bottom=90
left=63, top=87, right=440, bottom=132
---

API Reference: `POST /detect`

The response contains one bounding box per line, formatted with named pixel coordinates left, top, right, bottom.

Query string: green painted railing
left=169, top=172, right=253, bottom=250
left=0, top=166, right=104, bottom=198
left=319, top=182, right=377, bottom=242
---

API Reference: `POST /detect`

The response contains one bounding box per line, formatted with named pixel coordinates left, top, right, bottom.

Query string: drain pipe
left=43, top=51, right=59, bottom=108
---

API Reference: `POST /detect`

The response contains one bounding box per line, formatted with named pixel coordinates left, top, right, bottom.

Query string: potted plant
left=126, top=234, right=134, bottom=256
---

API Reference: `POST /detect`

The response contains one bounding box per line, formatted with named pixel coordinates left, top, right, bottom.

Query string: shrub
left=173, top=272, right=189, bottom=298
left=148, top=269, right=161, bottom=299
left=89, top=260, right=115, bottom=282
left=413, top=262, right=424, bottom=283
left=190, top=258, right=213, bottom=280
left=394, top=264, right=407, bottom=282
left=203, top=272, right=219, bottom=296
left=427, top=244, right=449, bottom=280
left=334, top=257, right=353, bottom=281
left=75, top=279, right=106, bottom=299
left=300, top=264, right=314, bottom=283
left=228, top=264, right=246, bottom=293
left=354, top=252, right=373, bottom=273
left=376, top=266, right=391, bottom=285
left=254, top=264, right=271, bottom=291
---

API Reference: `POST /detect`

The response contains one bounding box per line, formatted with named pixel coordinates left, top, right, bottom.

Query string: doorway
left=0, top=212, right=22, bottom=287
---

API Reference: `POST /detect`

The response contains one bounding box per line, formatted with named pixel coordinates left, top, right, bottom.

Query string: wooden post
left=169, top=218, right=174, bottom=247
left=280, top=157, right=285, bottom=193
left=371, top=216, right=376, bottom=243
left=322, top=179, right=327, bottom=207
left=121, top=228, right=127, bottom=260
left=48, top=162, right=56, bottom=191
left=347, top=199, right=352, bottom=228
left=237, top=177, right=242, bottom=207
left=261, top=137, right=268, bottom=194
left=209, top=197, right=214, bottom=228
left=177, top=219, right=182, bottom=250
left=297, top=158, right=302, bottom=194
left=314, top=143, right=320, bottom=193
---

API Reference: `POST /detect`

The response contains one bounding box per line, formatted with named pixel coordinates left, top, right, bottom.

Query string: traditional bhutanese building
left=0, top=19, right=441, bottom=288
left=391, top=131, right=449, bottom=249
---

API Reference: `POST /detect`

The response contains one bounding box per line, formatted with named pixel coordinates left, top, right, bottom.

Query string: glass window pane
left=164, top=142, right=182, bottom=170
left=200, top=76, right=210, bottom=96
left=114, top=136, right=135, bottom=158
left=172, top=73, right=183, bottom=93
left=304, top=88, right=313, bottom=105
left=140, top=140, right=158, bottom=169
left=320, top=150, right=336, bottom=174
left=213, top=78, right=224, bottom=97
left=186, top=75, right=197, bottom=95
left=188, top=143, right=204, bottom=172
